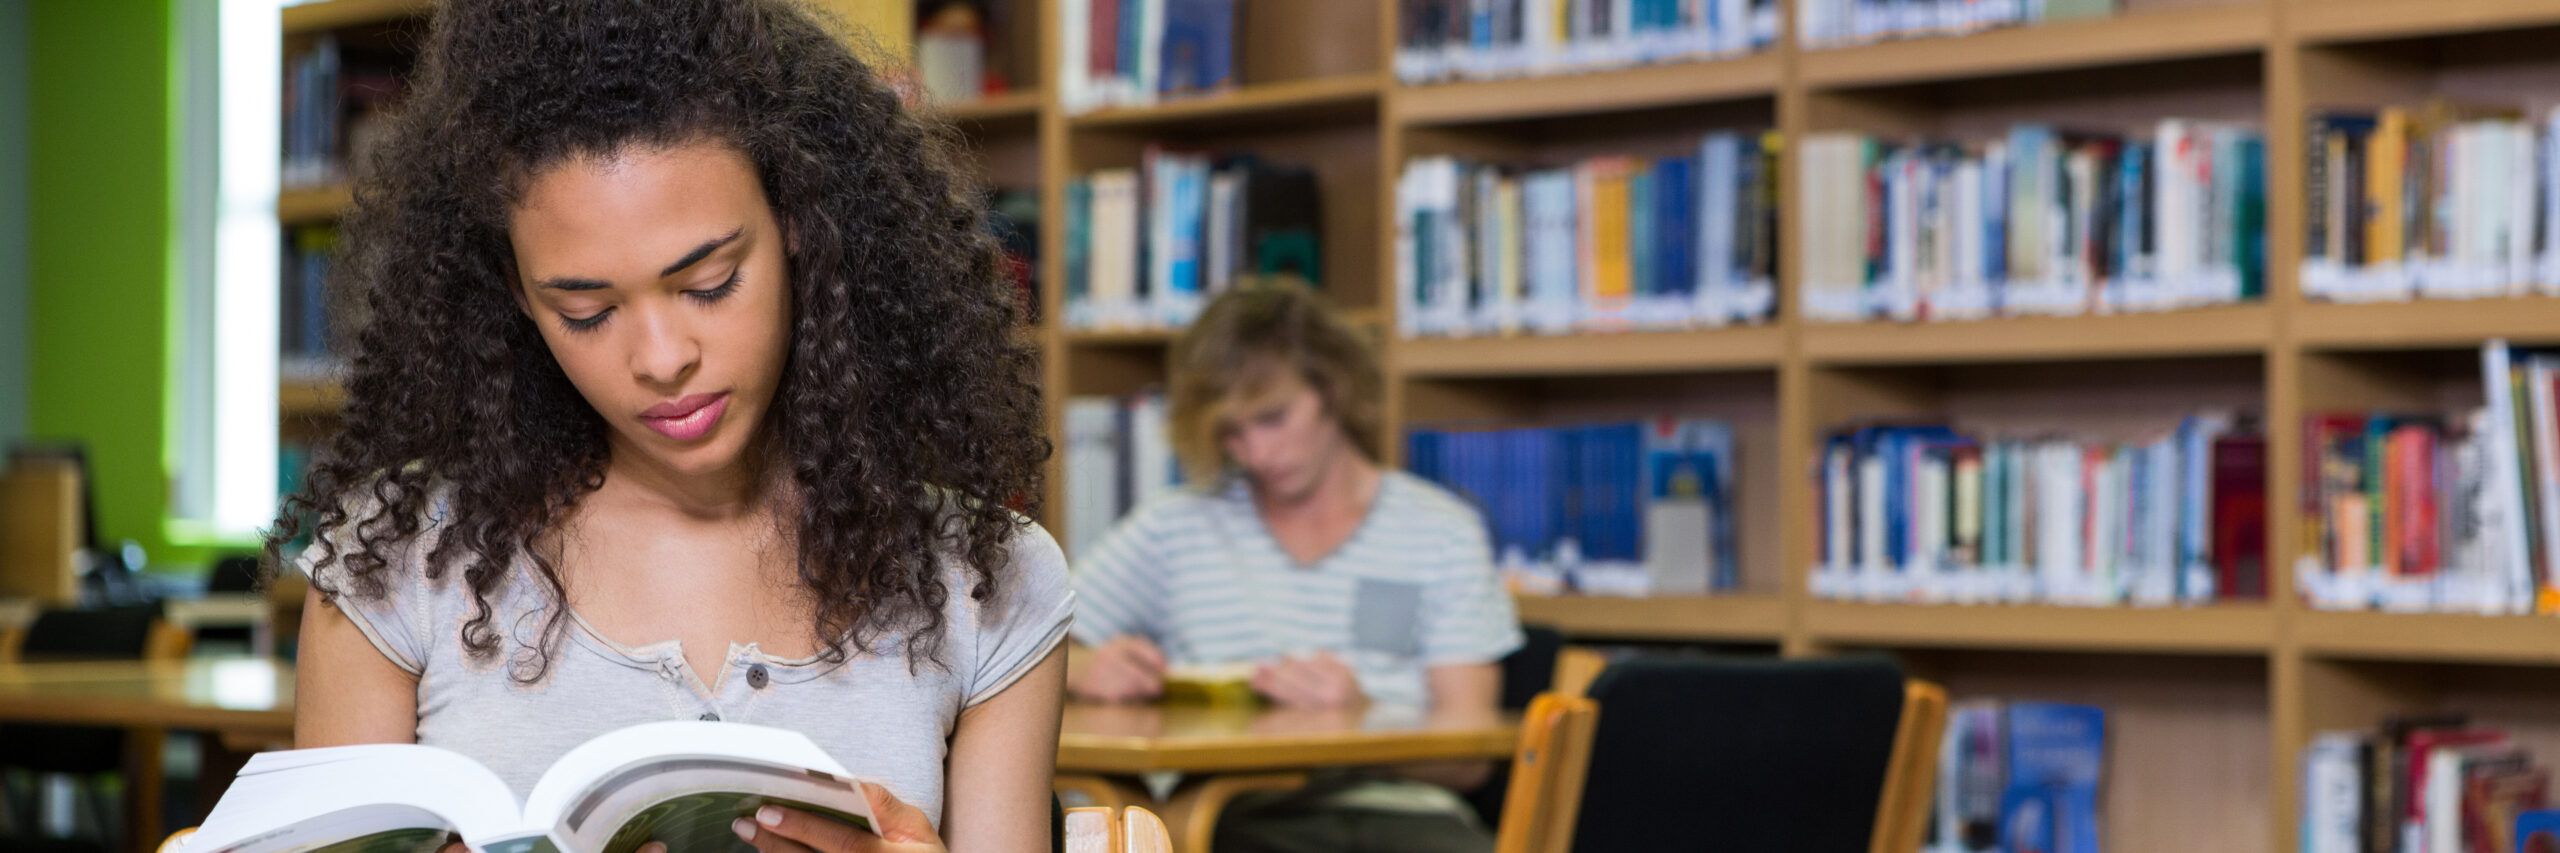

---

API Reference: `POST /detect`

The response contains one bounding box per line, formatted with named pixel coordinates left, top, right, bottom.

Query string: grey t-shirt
left=302, top=491, right=1074, bottom=827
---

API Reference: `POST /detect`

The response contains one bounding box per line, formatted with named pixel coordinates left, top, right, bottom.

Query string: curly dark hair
left=264, top=0, right=1046, bottom=676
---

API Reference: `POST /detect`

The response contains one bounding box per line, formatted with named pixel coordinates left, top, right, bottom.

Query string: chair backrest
left=1567, top=656, right=1909, bottom=852
left=1061, top=806, right=1173, bottom=853
left=1499, top=624, right=1565, bottom=710
left=1872, top=679, right=1949, bottom=853
left=1492, top=691, right=1601, bottom=853
left=207, top=555, right=262, bottom=594
left=16, top=604, right=173, bottom=663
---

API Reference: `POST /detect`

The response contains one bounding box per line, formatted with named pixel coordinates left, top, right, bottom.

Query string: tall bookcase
left=272, top=0, right=2560, bottom=848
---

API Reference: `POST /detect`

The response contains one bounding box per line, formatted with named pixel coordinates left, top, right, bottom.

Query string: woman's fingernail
left=757, top=806, right=784, bottom=826
left=732, top=818, right=755, bottom=841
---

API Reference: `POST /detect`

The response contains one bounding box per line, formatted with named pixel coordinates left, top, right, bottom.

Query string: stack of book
left=1797, top=122, right=2265, bottom=324
left=1395, top=131, right=1778, bottom=338
left=1393, top=0, right=1777, bottom=84
left=1809, top=415, right=2266, bottom=606
left=1931, top=701, right=2107, bottom=853
left=279, top=225, right=342, bottom=372
left=1064, top=152, right=1322, bottom=331
left=1406, top=417, right=1740, bottom=595
left=2297, top=341, right=2560, bottom=616
left=1799, top=0, right=2116, bottom=49
left=1056, top=0, right=1239, bottom=113
left=2301, top=103, right=2560, bottom=304
left=1063, top=392, right=1180, bottom=556
left=2300, top=715, right=2551, bottom=853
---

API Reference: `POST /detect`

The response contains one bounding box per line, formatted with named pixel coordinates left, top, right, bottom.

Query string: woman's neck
left=600, top=433, right=776, bottom=522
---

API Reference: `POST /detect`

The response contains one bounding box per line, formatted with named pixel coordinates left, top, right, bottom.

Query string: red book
left=2213, top=433, right=2268, bottom=599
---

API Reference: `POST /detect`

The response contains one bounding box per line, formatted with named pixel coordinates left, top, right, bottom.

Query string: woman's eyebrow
left=659, top=227, right=746, bottom=277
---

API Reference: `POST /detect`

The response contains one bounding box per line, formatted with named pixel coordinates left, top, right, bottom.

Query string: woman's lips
left=640, top=392, right=729, bottom=441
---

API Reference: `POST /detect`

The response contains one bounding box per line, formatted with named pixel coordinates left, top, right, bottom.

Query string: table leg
left=1155, top=773, right=1307, bottom=853
left=123, top=726, right=163, bottom=853
left=1053, top=774, right=1142, bottom=812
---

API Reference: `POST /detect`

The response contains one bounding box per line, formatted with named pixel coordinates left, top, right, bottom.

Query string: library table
left=1055, top=702, right=1521, bottom=853
left=0, top=656, right=293, bottom=851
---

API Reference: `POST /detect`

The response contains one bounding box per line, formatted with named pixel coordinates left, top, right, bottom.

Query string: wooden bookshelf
left=278, top=375, right=346, bottom=420
left=2293, top=0, right=2560, bottom=45
left=2295, top=297, right=2560, bottom=350
left=1067, top=75, right=1382, bottom=134
left=1801, top=304, right=2276, bottom=365
left=1396, top=328, right=1785, bottom=377
left=1803, top=602, right=2277, bottom=654
left=281, top=0, right=431, bottom=36
left=276, top=184, right=353, bottom=227
left=1512, top=594, right=1789, bottom=643
left=927, top=90, right=1045, bottom=129
left=1798, top=4, right=2270, bottom=90
left=2295, top=611, right=2560, bottom=666
left=1392, top=56, right=1781, bottom=127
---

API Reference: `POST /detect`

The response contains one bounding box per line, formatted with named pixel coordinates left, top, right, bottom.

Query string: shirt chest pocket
left=1348, top=578, right=1424, bottom=658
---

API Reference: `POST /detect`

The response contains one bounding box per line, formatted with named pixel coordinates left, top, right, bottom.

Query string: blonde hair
left=1168, top=279, right=1382, bottom=482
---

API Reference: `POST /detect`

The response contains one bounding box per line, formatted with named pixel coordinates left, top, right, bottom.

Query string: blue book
left=1654, top=155, right=1696, bottom=299
left=1157, top=0, right=1234, bottom=94
left=2002, top=703, right=2105, bottom=853
left=1065, top=179, right=1092, bottom=309
left=1630, top=168, right=1657, bottom=303
left=1407, top=428, right=1445, bottom=484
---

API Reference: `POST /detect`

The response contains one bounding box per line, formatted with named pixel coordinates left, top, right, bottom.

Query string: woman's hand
left=636, top=782, right=943, bottom=853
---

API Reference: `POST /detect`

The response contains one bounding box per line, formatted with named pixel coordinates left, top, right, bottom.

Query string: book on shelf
left=2300, top=714, right=2552, bottom=853
left=282, top=34, right=408, bottom=190
left=1797, top=121, right=2264, bottom=324
left=987, top=187, right=1042, bottom=324
left=1393, top=0, right=1778, bottom=84
left=1056, top=0, right=1236, bottom=112
left=916, top=2, right=990, bottom=105
left=184, top=721, right=875, bottom=853
left=1405, top=416, right=1739, bottom=596
left=1064, top=391, right=1180, bottom=557
left=1064, top=152, right=1321, bottom=331
left=1810, top=414, right=2264, bottom=606
left=1395, top=130, right=1776, bottom=338
left=2297, top=340, right=2560, bottom=615
left=2300, top=101, right=2560, bottom=304
left=280, top=224, right=342, bottom=365
left=1798, top=0, right=2115, bottom=49
left=1929, top=700, right=2105, bottom=853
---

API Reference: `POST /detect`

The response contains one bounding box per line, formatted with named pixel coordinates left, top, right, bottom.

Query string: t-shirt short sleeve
left=297, top=494, right=442, bottom=677
left=964, top=519, right=1077, bottom=707
left=1416, top=491, right=1525, bottom=666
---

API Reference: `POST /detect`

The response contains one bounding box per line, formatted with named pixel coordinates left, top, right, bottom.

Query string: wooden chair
left=1063, top=805, right=1174, bottom=853
left=1489, top=691, right=1600, bottom=853
left=1538, top=656, right=1945, bottom=852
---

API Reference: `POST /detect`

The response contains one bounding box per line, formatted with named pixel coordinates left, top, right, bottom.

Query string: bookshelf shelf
left=1800, top=304, right=2275, bottom=365
left=2293, top=0, right=2560, bottom=45
left=1391, top=56, right=1780, bottom=127
left=1062, top=328, right=1183, bottom=347
left=1512, top=594, right=1789, bottom=642
left=279, top=376, right=346, bottom=420
left=928, top=90, right=1045, bottom=131
left=1798, top=5, right=2270, bottom=90
left=1802, top=601, right=2277, bottom=654
left=277, top=184, right=353, bottom=227
left=1068, top=75, right=1382, bottom=134
left=281, top=0, right=432, bottom=36
left=2296, top=611, right=2560, bottom=665
left=1395, top=327, right=1784, bottom=378
left=2295, top=297, right=2560, bottom=350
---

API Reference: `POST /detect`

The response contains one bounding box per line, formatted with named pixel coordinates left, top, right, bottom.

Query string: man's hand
left=1066, top=635, right=1168, bottom=703
left=1251, top=651, right=1364, bottom=709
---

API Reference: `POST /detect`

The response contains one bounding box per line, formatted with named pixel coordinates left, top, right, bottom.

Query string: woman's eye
left=560, top=309, right=611, bottom=333
left=688, top=270, right=743, bottom=302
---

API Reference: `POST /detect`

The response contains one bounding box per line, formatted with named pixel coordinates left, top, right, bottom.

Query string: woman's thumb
left=862, top=781, right=938, bottom=843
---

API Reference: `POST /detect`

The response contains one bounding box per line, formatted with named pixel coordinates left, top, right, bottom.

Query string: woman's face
left=507, top=140, right=793, bottom=487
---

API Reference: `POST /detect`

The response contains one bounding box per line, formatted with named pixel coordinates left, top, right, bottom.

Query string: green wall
left=27, top=1, right=195, bottom=565
left=0, top=0, right=26, bottom=449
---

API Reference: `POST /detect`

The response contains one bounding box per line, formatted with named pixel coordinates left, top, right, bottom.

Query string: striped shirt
left=1070, top=470, right=1522, bottom=708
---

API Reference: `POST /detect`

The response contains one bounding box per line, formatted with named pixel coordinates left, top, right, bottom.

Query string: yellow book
left=1159, top=663, right=1260, bottom=705
left=1584, top=157, right=1636, bottom=323
left=2366, top=107, right=2407, bottom=266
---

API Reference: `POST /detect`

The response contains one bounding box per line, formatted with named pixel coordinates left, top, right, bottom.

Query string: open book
left=185, top=721, right=875, bottom=853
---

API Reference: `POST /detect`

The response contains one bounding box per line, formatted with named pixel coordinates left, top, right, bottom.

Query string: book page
left=521, top=722, right=874, bottom=853
left=189, top=746, right=526, bottom=853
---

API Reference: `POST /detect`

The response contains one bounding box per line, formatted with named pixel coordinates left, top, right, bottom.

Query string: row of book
left=2300, top=715, right=2552, bottom=853
left=280, top=225, right=343, bottom=368
left=1395, top=132, right=1778, bottom=339
left=1062, top=392, right=1181, bottom=557
left=282, top=35, right=403, bottom=190
left=1797, top=122, right=2267, bottom=324
left=1393, top=0, right=1778, bottom=84
left=1809, top=416, right=2268, bottom=606
left=1800, top=0, right=2114, bottom=49
left=2302, top=103, right=2560, bottom=304
left=1062, top=153, right=1323, bottom=331
left=2296, top=342, right=2560, bottom=615
left=1407, top=417, right=1740, bottom=595
left=1055, top=0, right=1237, bottom=113
left=1928, top=700, right=2107, bottom=853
